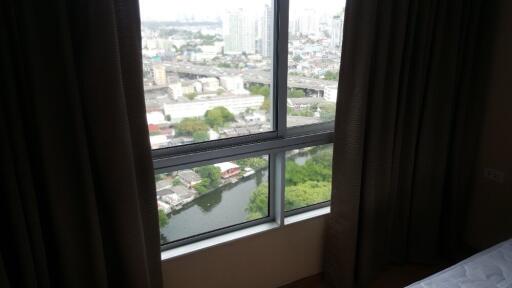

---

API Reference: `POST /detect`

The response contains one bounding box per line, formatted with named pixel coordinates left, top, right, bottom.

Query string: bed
left=407, top=239, right=512, bottom=288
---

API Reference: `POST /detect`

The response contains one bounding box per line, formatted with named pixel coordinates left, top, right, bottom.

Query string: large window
left=140, top=0, right=345, bottom=250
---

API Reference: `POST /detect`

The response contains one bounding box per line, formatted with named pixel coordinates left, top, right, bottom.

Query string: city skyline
left=139, top=0, right=344, bottom=22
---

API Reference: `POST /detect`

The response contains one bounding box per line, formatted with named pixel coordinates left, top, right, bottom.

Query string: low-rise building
left=177, top=170, right=201, bottom=188
left=324, top=85, right=338, bottom=102
left=163, top=95, right=265, bottom=123
left=198, top=77, right=220, bottom=93
left=214, top=162, right=241, bottom=179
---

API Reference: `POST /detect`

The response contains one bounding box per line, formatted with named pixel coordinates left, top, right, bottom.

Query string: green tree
left=288, top=88, right=305, bottom=98
left=194, top=164, right=222, bottom=195
left=184, top=92, right=198, bottom=100
left=323, top=70, right=339, bottom=80
left=284, top=181, right=331, bottom=211
left=246, top=183, right=269, bottom=220
left=158, top=209, right=169, bottom=228
left=319, top=103, right=337, bottom=121
left=174, top=118, right=208, bottom=137
left=248, top=84, right=270, bottom=97
left=194, top=179, right=211, bottom=194
left=261, top=97, right=271, bottom=112
left=172, top=178, right=182, bottom=186
left=192, top=130, right=209, bottom=142
left=204, top=106, right=235, bottom=128
left=236, top=157, right=267, bottom=170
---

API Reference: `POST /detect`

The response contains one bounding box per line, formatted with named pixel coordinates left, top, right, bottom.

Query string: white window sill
left=161, top=206, right=330, bottom=261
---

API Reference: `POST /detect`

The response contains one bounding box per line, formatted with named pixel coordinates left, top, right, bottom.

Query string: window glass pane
left=284, top=144, right=333, bottom=211
left=156, top=155, right=269, bottom=244
left=140, top=0, right=274, bottom=149
left=287, top=0, right=345, bottom=127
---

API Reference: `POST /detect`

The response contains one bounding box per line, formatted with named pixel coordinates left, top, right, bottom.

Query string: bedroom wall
left=161, top=215, right=327, bottom=288
left=465, top=0, right=512, bottom=249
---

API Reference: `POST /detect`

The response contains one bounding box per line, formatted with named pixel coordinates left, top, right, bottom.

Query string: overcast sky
left=139, top=0, right=345, bottom=21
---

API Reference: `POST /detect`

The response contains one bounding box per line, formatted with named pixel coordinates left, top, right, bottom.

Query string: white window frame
left=151, top=0, right=337, bottom=252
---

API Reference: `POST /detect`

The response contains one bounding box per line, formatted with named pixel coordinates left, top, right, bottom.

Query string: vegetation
left=288, top=109, right=314, bottom=117
left=158, top=209, right=169, bottom=228
left=323, top=70, right=339, bottom=81
left=248, top=84, right=270, bottom=97
left=172, top=178, right=182, bottom=186
left=285, top=181, right=331, bottom=211
left=217, top=62, right=234, bottom=68
left=174, top=117, right=208, bottom=137
left=261, top=97, right=271, bottom=112
left=319, top=103, right=337, bottom=121
left=248, top=84, right=271, bottom=112
left=288, top=88, right=306, bottom=98
left=204, top=106, right=235, bottom=128
left=246, top=146, right=333, bottom=218
left=246, top=183, right=269, bottom=220
left=194, top=165, right=221, bottom=194
left=192, top=130, right=209, bottom=142
left=236, top=157, right=267, bottom=171
left=184, top=92, right=198, bottom=100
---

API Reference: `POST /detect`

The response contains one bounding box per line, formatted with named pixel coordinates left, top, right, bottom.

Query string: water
left=161, top=170, right=268, bottom=243
left=160, top=149, right=317, bottom=244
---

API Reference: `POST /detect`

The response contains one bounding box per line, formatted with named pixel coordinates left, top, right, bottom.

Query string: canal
left=160, top=152, right=313, bottom=243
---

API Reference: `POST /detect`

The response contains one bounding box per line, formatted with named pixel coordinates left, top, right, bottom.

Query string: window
left=140, top=0, right=345, bottom=250
left=285, top=144, right=333, bottom=211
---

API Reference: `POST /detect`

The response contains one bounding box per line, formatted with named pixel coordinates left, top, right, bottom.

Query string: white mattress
left=407, top=239, right=512, bottom=288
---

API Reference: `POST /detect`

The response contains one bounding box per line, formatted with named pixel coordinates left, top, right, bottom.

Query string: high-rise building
left=223, top=9, right=256, bottom=55
left=296, top=9, right=319, bottom=36
left=330, top=15, right=344, bottom=49
left=153, top=64, right=167, bottom=85
left=261, top=4, right=273, bottom=58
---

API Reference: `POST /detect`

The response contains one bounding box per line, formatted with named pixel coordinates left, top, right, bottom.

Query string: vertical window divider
left=274, top=0, right=289, bottom=137
left=271, top=151, right=286, bottom=226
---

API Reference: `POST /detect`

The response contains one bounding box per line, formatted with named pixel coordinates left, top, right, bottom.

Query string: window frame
left=150, top=0, right=338, bottom=252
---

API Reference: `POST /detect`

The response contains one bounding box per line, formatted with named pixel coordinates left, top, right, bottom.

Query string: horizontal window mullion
left=284, top=201, right=331, bottom=218
left=153, top=130, right=334, bottom=173
left=151, top=131, right=278, bottom=159
left=160, top=216, right=273, bottom=251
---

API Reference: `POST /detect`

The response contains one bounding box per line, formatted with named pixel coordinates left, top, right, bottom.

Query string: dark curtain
left=324, top=0, right=485, bottom=287
left=0, top=0, right=162, bottom=287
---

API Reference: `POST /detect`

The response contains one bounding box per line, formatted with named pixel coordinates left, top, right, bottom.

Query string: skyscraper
left=330, top=15, right=343, bottom=49
left=261, top=4, right=273, bottom=58
left=223, top=9, right=256, bottom=55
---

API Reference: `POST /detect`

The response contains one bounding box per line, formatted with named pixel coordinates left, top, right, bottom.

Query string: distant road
left=163, top=61, right=337, bottom=91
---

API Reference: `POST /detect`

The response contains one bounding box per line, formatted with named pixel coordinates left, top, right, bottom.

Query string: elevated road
left=163, top=61, right=337, bottom=91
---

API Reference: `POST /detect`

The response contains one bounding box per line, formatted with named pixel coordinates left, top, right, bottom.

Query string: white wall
left=161, top=215, right=328, bottom=288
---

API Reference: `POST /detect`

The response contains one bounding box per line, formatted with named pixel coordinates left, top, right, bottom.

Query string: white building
left=223, top=9, right=256, bottom=54
left=149, top=135, right=170, bottom=149
left=331, top=15, right=344, bottom=49
left=146, top=111, right=168, bottom=125
left=220, top=76, right=245, bottom=92
left=168, top=82, right=183, bottom=100
left=163, top=95, right=265, bottom=123
left=190, top=44, right=222, bottom=62
left=199, top=77, right=220, bottom=93
left=152, top=64, right=167, bottom=85
left=261, top=4, right=273, bottom=58
left=324, top=85, right=338, bottom=102
left=293, top=9, right=319, bottom=36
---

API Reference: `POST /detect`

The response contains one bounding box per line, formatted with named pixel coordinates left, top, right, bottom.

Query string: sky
left=139, top=0, right=345, bottom=22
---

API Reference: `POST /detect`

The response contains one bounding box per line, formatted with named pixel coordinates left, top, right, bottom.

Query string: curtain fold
left=0, top=0, right=163, bottom=287
left=324, top=0, right=485, bottom=287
